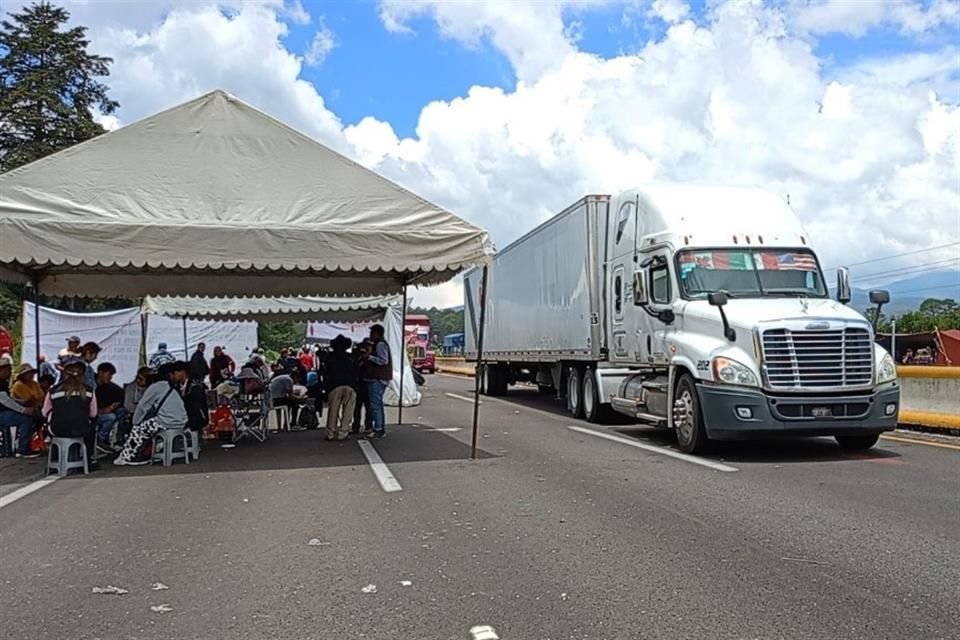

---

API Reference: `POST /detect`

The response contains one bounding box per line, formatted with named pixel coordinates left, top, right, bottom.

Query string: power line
left=854, top=257, right=960, bottom=282
left=887, top=283, right=960, bottom=297
left=824, top=241, right=960, bottom=272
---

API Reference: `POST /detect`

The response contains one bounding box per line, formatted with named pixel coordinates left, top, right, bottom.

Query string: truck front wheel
left=567, top=367, right=584, bottom=419
left=673, top=374, right=709, bottom=454
left=835, top=434, right=881, bottom=450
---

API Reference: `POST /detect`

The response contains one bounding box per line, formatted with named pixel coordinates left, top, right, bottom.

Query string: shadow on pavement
left=3, top=425, right=498, bottom=482
left=613, top=426, right=903, bottom=464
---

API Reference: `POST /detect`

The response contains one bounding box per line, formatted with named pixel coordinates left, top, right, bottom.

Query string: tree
left=0, top=1, right=118, bottom=172
left=889, top=298, right=960, bottom=333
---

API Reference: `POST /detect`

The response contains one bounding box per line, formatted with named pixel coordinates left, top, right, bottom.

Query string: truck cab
left=606, top=185, right=899, bottom=452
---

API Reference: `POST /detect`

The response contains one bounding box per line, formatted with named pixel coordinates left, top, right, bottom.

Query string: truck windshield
left=677, top=248, right=827, bottom=299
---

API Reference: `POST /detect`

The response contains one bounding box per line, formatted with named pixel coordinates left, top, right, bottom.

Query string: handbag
left=29, top=429, right=46, bottom=453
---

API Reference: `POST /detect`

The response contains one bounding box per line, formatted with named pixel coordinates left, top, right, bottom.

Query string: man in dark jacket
left=183, top=376, right=209, bottom=442
left=361, top=325, right=392, bottom=439
left=189, top=342, right=210, bottom=383
left=324, top=335, right=358, bottom=441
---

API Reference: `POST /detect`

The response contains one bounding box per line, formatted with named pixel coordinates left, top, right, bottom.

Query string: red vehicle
left=405, top=314, right=436, bottom=374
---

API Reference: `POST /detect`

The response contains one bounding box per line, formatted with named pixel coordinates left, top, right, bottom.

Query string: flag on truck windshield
left=757, top=251, right=818, bottom=271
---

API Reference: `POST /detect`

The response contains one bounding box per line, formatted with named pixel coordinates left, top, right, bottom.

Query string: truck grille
left=761, top=328, right=873, bottom=389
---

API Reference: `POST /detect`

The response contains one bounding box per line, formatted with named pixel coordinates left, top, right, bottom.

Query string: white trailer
left=465, top=185, right=900, bottom=452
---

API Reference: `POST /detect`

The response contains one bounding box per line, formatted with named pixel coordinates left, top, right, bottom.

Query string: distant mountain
left=843, top=269, right=960, bottom=314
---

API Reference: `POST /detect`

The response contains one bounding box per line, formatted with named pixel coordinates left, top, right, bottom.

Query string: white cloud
left=18, top=0, right=959, bottom=306
left=304, top=18, right=337, bottom=66
left=649, top=0, right=691, bottom=25
left=790, top=0, right=960, bottom=37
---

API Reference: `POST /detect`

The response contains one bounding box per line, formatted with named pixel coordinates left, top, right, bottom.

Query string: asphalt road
left=1, top=374, right=958, bottom=640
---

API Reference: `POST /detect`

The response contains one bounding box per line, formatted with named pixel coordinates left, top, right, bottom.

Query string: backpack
left=298, top=406, right=319, bottom=430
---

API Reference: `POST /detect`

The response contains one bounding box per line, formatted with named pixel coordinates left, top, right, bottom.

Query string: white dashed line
left=568, top=426, right=739, bottom=473
left=357, top=440, right=403, bottom=492
left=445, top=392, right=481, bottom=404
left=0, top=476, right=58, bottom=510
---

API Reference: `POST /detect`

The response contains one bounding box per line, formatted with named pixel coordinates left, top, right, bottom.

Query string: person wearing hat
left=94, top=362, right=126, bottom=454
left=79, top=342, right=102, bottom=389
left=148, top=342, right=176, bottom=369
left=57, top=336, right=82, bottom=372
left=324, top=335, right=358, bottom=441
left=114, top=361, right=188, bottom=466
left=11, top=362, right=45, bottom=411
left=42, top=356, right=98, bottom=467
left=0, top=355, right=40, bottom=458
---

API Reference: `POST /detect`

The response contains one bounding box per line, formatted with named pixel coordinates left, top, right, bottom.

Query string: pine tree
left=0, top=1, right=118, bottom=172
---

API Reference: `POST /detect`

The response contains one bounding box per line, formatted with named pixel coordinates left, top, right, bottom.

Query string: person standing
left=149, top=342, right=176, bottom=369
left=361, top=325, right=392, bottom=439
left=79, top=342, right=102, bottom=389
left=43, top=357, right=98, bottom=468
left=114, top=362, right=188, bottom=466
left=209, top=346, right=235, bottom=387
left=351, top=339, right=372, bottom=434
left=298, top=346, right=315, bottom=372
left=57, top=336, right=82, bottom=374
left=324, top=335, right=357, bottom=441
left=189, top=342, right=210, bottom=383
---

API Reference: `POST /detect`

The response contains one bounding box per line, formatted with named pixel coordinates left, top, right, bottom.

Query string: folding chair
left=232, top=391, right=268, bottom=443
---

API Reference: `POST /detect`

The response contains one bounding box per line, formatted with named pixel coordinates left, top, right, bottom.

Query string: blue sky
left=280, top=0, right=959, bottom=138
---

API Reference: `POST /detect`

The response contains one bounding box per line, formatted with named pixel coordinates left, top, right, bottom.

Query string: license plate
left=811, top=406, right=832, bottom=418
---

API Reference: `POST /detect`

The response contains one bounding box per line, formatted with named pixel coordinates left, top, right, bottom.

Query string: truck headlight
left=712, top=357, right=759, bottom=387
left=877, top=352, right=897, bottom=384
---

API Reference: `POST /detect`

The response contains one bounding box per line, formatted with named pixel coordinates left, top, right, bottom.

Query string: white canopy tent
left=142, top=295, right=401, bottom=322
left=0, top=89, right=491, bottom=298
left=0, top=89, right=492, bottom=454
left=141, top=295, right=420, bottom=408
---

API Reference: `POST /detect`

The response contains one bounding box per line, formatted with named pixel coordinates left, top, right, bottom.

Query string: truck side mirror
left=707, top=291, right=736, bottom=342
left=868, top=289, right=890, bottom=332
left=632, top=270, right=649, bottom=306
left=708, top=291, right=728, bottom=307
left=836, top=266, right=851, bottom=304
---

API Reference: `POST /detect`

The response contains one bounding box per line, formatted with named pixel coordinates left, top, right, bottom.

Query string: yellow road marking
left=881, top=434, right=960, bottom=451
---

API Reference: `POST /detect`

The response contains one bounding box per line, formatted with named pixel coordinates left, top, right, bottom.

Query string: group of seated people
left=0, top=349, right=208, bottom=468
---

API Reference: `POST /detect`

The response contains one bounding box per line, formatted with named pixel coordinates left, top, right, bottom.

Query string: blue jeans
left=365, top=380, right=387, bottom=433
left=0, top=410, right=35, bottom=456
left=95, top=409, right=128, bottom=444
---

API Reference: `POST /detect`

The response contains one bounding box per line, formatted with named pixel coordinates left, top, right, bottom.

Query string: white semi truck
left=464, top=185, right=900, bottom=453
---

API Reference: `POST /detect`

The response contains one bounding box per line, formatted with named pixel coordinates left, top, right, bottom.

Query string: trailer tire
left=673, top=374, right=709, bottom=454
left=486, top=364, right=509, bottom=397
left=567, top=367, right=585, bottom=419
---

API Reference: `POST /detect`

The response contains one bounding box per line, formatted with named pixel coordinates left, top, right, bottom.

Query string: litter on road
left=151, top=582, right=169, bottom=591
left=150, top=604, right=173, bottom=613
left=307, top=538, right=330, bottom=547
left=91, top=585, right=128, bottom=595
left=400, top=580, right=413, bottom=587
left=361, top=584, right=378, bottom=594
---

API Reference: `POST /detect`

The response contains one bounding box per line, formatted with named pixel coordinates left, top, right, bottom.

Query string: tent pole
left=398, top=283, right=408, bottom=425
left=470, top=265, right=489, bottom=460
left=182, top=317, right=189, bottom=361
left=32, top=275, right=41, bottom=368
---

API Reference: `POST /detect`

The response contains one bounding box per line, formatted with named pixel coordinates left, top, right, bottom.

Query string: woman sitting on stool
left=113, top=362, right=188, bottom=466
left=43, top=357, right=98, bottom=469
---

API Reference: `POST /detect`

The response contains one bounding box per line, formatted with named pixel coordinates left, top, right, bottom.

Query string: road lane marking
left=568, top=426, right=739, bottom=473
left=426, top=427, right=462, bottom=432
left=357, top=440, right=403, bottom=493
left=0, top=476, right=58, bottom=509
left=881, top=434, right=960, bottom=451
left=445, top=392, right=481, bottom=404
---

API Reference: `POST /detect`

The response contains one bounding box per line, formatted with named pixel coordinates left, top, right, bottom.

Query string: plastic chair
left=270, top=404, right=291, bottom=432
left=151, top=429, right=190, bottom=467
left=184, top=429, right=200, bottom=461
left=47, top=437, right=89, bottom=477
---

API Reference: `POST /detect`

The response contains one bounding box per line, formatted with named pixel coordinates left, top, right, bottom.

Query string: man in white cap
left=57, top=335, right=82, bottom=375
left=0, top=354, right=39, bottom=458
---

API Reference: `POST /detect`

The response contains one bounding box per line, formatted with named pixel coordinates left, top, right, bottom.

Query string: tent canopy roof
left=0, top=89, right=491, bottom=298
left=142, top=295, right=400, bottom=322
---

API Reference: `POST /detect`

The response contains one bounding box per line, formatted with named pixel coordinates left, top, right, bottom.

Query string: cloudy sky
left=11, top=0, right=959, bottom=307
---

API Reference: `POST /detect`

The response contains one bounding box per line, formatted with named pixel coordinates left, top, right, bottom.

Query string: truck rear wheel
left=835, top=434, right=881, bottom=450
left=567, top=367, right=584, bottom=419
left=673, top=374, right=709, bottom=454
left=484, top=364, right=508, bottom=396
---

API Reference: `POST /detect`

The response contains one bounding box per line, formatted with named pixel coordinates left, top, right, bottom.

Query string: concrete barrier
left=436, top=356, right=474, bottom=376
left=896, top=366, right=960, bottom=430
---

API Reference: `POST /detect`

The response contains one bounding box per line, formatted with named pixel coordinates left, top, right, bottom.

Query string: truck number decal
left=697, top=360, right=710, bottom=372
